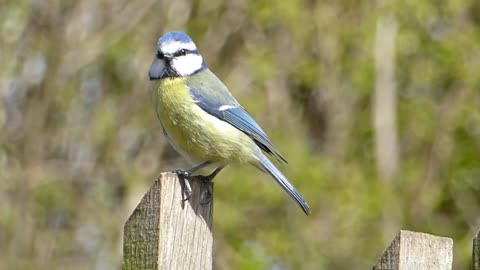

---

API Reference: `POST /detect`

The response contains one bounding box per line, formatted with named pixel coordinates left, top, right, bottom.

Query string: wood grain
left=373, top=230, right=453, bottom=270
left=473, top=230, right=480, bottom=270
left=123, top=172, right=213, bottom=270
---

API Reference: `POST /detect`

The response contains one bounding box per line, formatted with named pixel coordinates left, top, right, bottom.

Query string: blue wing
left=187, top=71, right=287, bottom=163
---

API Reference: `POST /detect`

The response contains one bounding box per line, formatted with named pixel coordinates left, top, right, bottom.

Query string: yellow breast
left=151, top=78, right=257, bottom=164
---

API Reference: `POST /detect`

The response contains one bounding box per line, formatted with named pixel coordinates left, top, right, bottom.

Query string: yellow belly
left=152, top=78, right=257, bottom=165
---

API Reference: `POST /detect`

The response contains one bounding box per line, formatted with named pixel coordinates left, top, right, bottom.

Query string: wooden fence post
left=123, top=172, right=213, bottom=270
left=473, top=230, right=480, bottom=270
left=373, top=230, right=453, bottom=270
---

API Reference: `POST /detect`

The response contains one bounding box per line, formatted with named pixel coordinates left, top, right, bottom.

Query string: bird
left=148, top=31, right=311, bottom=215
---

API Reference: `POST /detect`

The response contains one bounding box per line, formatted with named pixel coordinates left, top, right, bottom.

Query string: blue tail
left=257, top=154, right=311, bottom=215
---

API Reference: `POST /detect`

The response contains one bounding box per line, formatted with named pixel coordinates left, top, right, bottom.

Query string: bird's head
left=149, top=31, right=207, bottom=80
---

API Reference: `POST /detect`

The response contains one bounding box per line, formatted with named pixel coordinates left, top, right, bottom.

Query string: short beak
left=149, top=58, right=165, bottom=80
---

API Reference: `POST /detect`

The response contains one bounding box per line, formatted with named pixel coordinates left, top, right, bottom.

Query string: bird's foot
left=194, top=166, right=223, bottom=205
left=175, top=169, right=193, bottom=201
left=194, top=175, right=213, bottom=205
left=175, top=169, right=191, bottom=179
left=174, top=167, right=220, bottom=204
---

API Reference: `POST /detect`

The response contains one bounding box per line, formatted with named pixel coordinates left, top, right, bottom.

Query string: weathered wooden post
left=123, top=172, right=213, bottom=270
left=373, top=230, right=453, bottom=270
left=473, top=230, right=480, bottom=270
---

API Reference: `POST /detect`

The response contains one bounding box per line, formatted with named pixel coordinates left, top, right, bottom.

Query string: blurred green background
left=1, top=0, right=479, bottom=269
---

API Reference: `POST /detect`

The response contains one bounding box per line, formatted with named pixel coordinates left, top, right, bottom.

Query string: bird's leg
left=195, top=166, right=225, bottom=183
left=175, top=161, right=211, bottom=201
left=196, top=166, right=225, bottom=205
left=175, top=161, right=212, bottom=178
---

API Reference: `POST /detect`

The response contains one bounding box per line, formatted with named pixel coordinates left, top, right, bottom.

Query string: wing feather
left=187, top=71, right=287, bottom=163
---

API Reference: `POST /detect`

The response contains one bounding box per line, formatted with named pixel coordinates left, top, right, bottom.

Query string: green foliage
left=0, top=0, right=479, bottom=269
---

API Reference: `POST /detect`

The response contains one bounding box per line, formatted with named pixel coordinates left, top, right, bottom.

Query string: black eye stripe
left=156, top=49, right=199, bottom=59
left=173, top=49, right=187, bottom=57
left=173, top=49, right=198, bottom=57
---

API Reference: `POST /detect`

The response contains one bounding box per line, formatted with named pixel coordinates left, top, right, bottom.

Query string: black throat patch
left=162, top=65, right=180, bottom=78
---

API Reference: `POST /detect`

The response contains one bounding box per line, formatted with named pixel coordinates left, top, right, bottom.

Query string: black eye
left=156, top=51, right=164, bottom=59
left=179, top=49, right=187, bottom=56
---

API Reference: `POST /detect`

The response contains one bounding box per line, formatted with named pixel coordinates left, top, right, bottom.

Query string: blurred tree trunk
left=373, top=14, right=399, bottom=181
left=374, top=11, right=401, bottom=244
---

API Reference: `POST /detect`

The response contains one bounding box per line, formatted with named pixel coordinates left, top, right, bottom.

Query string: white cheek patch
left=171, top=54, right=204, bottom=76
left=159, top=40, right=197, bottom=55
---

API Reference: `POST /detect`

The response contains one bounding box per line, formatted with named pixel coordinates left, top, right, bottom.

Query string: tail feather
left=257, top=154, right=311, bottom=215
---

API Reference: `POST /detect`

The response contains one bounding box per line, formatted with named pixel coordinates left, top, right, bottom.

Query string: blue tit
left=148, top=31, right=311, bottom=215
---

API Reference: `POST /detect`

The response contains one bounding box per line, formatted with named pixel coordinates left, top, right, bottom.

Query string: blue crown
left=159, top=31, right=193, bottom=44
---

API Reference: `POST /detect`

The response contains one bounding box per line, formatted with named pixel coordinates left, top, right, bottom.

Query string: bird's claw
left=175, top=170, right=193, bottom=201
left=175, top=169, right=191, bottom=179
left=192, top=175, right=213, bottom=204
left=174, top=169, right=214, bottom=204
left=199, top=183, right=213, bottom=205
left=182, top=182, right=193, bottom=201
